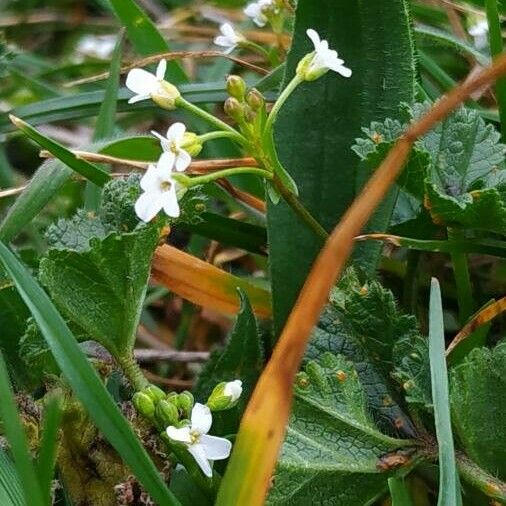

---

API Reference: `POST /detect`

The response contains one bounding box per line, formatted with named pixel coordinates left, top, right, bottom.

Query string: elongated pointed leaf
left=0, top=451, right=24, bottom=506
left=0, top=241, right=180, bottom=506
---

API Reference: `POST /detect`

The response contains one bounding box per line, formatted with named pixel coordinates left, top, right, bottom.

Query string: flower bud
left=296, top=52, right=327, bottom=81
left=206, top=380, right=243, bottom=411
left=181, top=132, right=203, bottom=157
left=166, top=391, right=178, bottom=403
left=176, top=391, right=194, bottom=418
left=132, top=392, right=155, bottom=418
left=246, top=88, right=264, bottom=111
left=224, top=97, right=244, bottom=123
left=226, top=75, right=247, bottom=101
left=155, top=399, right=180, bottom=427
left=244, top=106, right=257, bottom=124
left=144, top=385, right=166, bottom=404
left=152, top=81, right=181, bottom=110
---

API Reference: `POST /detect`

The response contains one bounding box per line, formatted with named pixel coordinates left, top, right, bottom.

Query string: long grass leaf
left=0, top=242, right=180, bottom=506
left=429, top=278, right=461, bottom=506
left=0, top=352, right=44, bottom=506
left=0, top=451, right=24, bottom=506
left=388, top=477, right=414, bottom=506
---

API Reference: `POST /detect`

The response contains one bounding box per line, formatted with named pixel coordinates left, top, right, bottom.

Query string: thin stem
left=177, top=167, right=273, bottom=187
left=176, top=97, right=247, bottom=145
left=116, top=353, right=149, bottom=392
left=264, top=75, right=302, bottom=137
left=447, top=228, right=474, bottom=324
left=273, top=175, right=328, bottom=242
left=402, top=250, right=421, bottom=314
left=240, top=40, right=277, bottom=67
left=485, top=0, right=506, bottom=141
left=197, top=131, right=240, bottom=143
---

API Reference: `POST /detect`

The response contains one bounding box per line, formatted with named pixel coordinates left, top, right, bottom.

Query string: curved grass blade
left=36, top=395, right=63, bottom=505
left=9, top=116, right=110, bottom=186
left=388, top=477, right=414, bottom=506
left=107, top=0, right=186, bottom=83
left=85, top=31, right=123, bottom=209
left=429, top=278, right=461, bottom=506
left=0, top=451, right=23, bottom=506
left=0, top=352, right=44, bottom=506
left=0, top=242, right=180, bottom=506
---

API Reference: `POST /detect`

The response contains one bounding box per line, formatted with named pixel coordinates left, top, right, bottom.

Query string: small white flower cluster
left=165, top=381, right=242, bottom=477
left=244, top=0, right=278, bottom=27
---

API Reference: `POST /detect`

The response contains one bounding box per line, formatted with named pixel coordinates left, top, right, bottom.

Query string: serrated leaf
left=267, top=353, right=416, bottom=505
left=450, top=342, right=506, bottom=480
left=193, top=291, right=263, bottom=435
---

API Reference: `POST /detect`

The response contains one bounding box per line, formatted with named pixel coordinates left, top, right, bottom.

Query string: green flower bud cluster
left=224, top=75, right=266, bottom=139
left=132, top=384, right=195, bottom=430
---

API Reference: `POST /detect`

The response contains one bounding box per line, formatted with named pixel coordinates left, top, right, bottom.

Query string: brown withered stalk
left=218, top=54, right=506, bottom=506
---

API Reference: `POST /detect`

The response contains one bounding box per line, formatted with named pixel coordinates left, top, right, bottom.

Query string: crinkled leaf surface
left=450, top=342, right=506, bottom=480
left=194, top=291, right=264, bottom=435
left=267, top=353, right=416, bottom=505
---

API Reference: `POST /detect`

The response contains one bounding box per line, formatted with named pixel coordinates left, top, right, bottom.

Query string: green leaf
left=10, top=116, right=110, bottom=186
left=428, top=278, right=461, bottom=506
left=267, top=0, right=415, bottom=334
left=0, top=241, right=180, bottom=506
left=388, top=477, right=414, bottom=506
left=0, top=451, right=24, bottom=506
left=0, top=352, right=44, bottom=506
left=450, top=342, right=506, bottom=480
left=107, top=0, right=187, bottom=83
left=267, top=353, right=416, bottom=505
left=194, top=291, right=264, bottom=435
left=85, top=31, right=124, bottom=210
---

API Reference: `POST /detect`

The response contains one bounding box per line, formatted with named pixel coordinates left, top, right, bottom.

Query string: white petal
left=224, top=380, right=242, bottom=402
left=156, top=59, right=167, bottom=80
left=329, top=61, right=352, bottom=78
left=200, top=435, right=232, bottom=460
left=151, top=129, right=166, bottom=143
left=174, top=150, right=191, bottom=172
left=244, top=3, right=261, bottom=17
left=191, top=403, right=212, bottom=435
left=158, top=151, right=176, bottom=171
left=128, top=94, right=150, bottom=104
left=125, top=68, right=158, bottom=95
left=140, top=164, right=162, bottom=191
left=134, top=191, right=164, bottom=222
left=166, top=425, right=192, bottom=444
left=306, top=29, right=321, bottom=50
left=188, top=444, right=213, bottom=477
left=221, top=23, right=235, bottom=38
left=162, top=186, right=180, bottom=218
left=167, top=122, right=186, bottom=143
left=214, top=36, right=234, bottom=48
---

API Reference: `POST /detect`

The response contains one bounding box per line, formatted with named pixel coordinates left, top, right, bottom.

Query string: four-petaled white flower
left=244, top=0, right=274, bottom=27
left=134, top=161, right=180, bottom=222
left=224, top=380, right=243, bottom=402
left=152, top=122, right=192, bottom=173
left=469, top=20, right=489, bottom=49
left=214, top=23, right=244, bottom=54
left=166, top=403, right=232, bottom=478
left=304, top=29, right=352, bottom=79
left=126, top=59, right=169, bottom=104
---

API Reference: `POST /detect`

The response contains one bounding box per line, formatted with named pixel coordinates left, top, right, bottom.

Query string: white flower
left=469, top=20, right=489, bottom=49
left=134, top=162, right=180, bottom=222
left=166, top=403, right=232, bottom=478
left=151, top=122, right=192, bottom=173
left=224, top=380, right=243, bottom=402
left=244, top=0, right=274, bottom=27
left=301, top=29, right=352, bottom=80
left=214, top=23, right=244, bottom=54
left=126, top=59, right=168, bottom=104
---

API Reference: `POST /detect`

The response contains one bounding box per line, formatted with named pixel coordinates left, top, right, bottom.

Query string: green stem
left=197, top=131, right=240, bottom=143
left=176, top=97, right=247, bottom=145
left=447, top=228, right=474, bottom=324
left=273, top=175, right=328, bottom=242
left=402, top=250, right=421, bottom=315
left=457, top=452, right=506, bottom=503
left=116, top=353, right=149, bottom=392
left=240, top=40, right=271, bottom=60
left=485, top=0, right=506, bottom=141
left=176, top=167, right=273, bottom=187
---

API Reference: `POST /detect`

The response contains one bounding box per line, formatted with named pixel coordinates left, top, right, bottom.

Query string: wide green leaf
left=0, top=241, right=180, bottom=506
left=267, top=0, right=415, bottom=334
left=267, top=353, right=416, bottom=505
left=450, top=342, right=506, bottom=480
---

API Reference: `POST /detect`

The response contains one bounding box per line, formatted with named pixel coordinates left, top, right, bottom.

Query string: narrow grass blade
left=0, top=352, right=44, bottom=506
left=429, top=278, right=461, bottom=506
left=388, top=477, right=414, bottom=506
left=0, top=451, right=24, bottom=506
left=108, top=0, right=186, bottom=83
left=0, top=242, right=180, bottom=506
left=36, top=395, right=63, bottom=505
left=9, top=116, right=110, bottom=187
left=85, top=31, right=123, bottom=209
